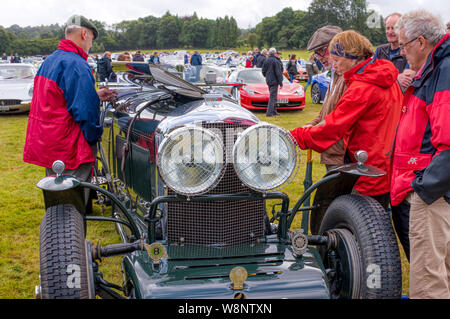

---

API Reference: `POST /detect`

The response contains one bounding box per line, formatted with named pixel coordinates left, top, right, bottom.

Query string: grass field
left=0, top=86, right=409, bottom=298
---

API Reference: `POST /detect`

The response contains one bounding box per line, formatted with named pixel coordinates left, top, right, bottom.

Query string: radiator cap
left=230, top=266, right=248, bottom=290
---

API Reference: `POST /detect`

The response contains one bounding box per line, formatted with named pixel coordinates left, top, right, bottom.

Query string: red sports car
left=227, top=68, right=305, bottom=111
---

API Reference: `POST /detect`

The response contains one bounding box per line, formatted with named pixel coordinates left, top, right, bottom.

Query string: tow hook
left=92, top=239, right=145, bottom=261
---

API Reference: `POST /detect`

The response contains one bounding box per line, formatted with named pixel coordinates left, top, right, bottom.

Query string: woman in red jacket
left=290, top=30, right=403, bottom=209
left=245, top=51, right=253, bottom=68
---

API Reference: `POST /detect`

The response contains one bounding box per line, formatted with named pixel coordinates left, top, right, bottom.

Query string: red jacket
left=23, top=39, right=101, bottom=170
left=390, top=34, right=450, bottom=206
left=291, top=58, right=402, bottom=196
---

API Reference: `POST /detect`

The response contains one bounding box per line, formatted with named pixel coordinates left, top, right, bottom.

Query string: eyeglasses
left=399, top=37, right=419, bottom=51
left=314, top=46, right=328, bottom=58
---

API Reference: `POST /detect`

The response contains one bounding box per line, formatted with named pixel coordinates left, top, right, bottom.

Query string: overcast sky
left=0, top=0, right=449, bottom=29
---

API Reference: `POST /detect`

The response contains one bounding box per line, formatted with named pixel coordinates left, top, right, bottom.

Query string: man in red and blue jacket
left=23, top=15, right=116, bottom=181
left=392, top=10, right=450, bottom=299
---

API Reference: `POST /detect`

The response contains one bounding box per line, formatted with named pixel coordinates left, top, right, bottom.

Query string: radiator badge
left=145, top=243, right=168, bottom=265
left=230, top=266, right=248, bottom=290
left=291, top=229, right=308, bottom=256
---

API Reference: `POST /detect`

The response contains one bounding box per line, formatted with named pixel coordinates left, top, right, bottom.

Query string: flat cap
left=307, top=25, right=343, bottom=52
left=66, top=14, right=99, bottom=40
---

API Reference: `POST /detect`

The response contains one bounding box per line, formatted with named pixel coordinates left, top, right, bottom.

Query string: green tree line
left=251, top=0, right=385, bottom=50
left=0, top=0, right=386, bottom=56
left=0, top=11, right=240, bottom=56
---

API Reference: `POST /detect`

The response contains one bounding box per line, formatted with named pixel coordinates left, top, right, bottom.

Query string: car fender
left=309, top=163, right=385, bottom=235
left=37, top=175, right=86, bottom=213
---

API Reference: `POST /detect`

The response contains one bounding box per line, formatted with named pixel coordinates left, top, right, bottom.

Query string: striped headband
left=330, top=41, right=360, bottom=60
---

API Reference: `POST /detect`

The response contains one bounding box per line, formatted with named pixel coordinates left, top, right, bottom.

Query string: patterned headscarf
left=330, top=41, right=360, bottom=60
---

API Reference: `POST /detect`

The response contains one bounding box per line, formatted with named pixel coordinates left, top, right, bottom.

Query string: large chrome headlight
left=233, top=123, right=299, bottom=192
left=157, top=126, right=225, bottom=195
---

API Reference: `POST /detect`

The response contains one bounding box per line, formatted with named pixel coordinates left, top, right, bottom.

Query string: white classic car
left=0, top=64, right=36, bottom=114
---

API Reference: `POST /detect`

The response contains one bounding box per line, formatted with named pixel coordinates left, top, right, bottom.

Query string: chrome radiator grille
left=0, top=99, right=21, bottom=106
left=166, top=122, right=265, bottom=247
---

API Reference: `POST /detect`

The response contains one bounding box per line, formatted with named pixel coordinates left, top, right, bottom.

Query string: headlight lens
left=243, top=87, right=255, bottom=95
left=296, top=87, right=304, bottom=95
left=28, top=86, right=34, bottom=97
left=233, top=124, right=299, bottom=192
left=157, top=126, right=225, bottom=195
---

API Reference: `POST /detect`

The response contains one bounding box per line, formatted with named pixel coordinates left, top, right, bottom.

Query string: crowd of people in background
left=1, top=53, right=22, bottom=63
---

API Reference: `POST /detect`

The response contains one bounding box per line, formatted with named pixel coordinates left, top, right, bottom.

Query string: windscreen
left=237, top=70, right=266, bottom=83
left=0, top=66, right=35, bottom=80
left=237, top=69, right=290, bottom=84
left=183, top=65, right=228, bottom=84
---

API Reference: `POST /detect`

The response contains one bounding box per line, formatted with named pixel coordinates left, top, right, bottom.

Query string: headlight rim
left=156, top=125, right=226, bottom=196
left=232, top=122, right=300, bottom=193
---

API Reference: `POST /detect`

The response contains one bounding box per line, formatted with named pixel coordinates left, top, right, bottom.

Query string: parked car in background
left=20, top=57, right=43, bottom=70
left=111, top=53, right=121, bottom=61
left=0, top=63, right=36, bottom=114
left=183, top=64, right=231, bottom=84
left=160, top=54, right=185, bottom=67
left=87, top=57, right=97, bottom=72
left=21, top=58, right=34, bottom=64
left=173, top=50, right=188, bottom=57
left=311, top=71, right=331, bottom=104
left=222, top=50, right=239, bottom=56
left=282, top=60, right=308, bottom=82
left=228, top=68, right=305, bottom=111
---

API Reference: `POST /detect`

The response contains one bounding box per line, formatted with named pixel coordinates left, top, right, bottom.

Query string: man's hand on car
left=97, top=87, right=118, bottom=102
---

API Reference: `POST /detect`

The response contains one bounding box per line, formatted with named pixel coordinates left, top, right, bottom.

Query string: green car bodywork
left=122, top=240, right=329, bottom=299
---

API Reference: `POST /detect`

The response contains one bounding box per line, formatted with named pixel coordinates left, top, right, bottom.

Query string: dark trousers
left=267, top=84, right=279, bottom=116
left=392, top=199, right=410, bottom=261
left=44, top=144, right=97, bottom=207
left=194, top=65, right=201, bottom=82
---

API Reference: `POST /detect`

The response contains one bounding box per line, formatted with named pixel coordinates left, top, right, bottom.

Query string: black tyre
left=318, top=194, right=402, bottom=299
left=311, top=83, right=321, bottom=104
left=39, top=204, right=95, bottom=299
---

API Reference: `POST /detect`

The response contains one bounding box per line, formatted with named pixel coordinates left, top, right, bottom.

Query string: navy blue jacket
left=97, top=55, right=113, bottom=81
left=262, top=54, right=283, bottom=86
left=190, top=53, right=202, bottom=66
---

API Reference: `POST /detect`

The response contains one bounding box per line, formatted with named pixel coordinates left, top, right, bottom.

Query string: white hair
left=268, top=48, right=276, bottom=54
left=395, top=10, right=446, bottom=46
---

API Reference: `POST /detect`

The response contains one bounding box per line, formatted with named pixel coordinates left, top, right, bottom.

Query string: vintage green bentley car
left=35, top=64, right=402, bottom=299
